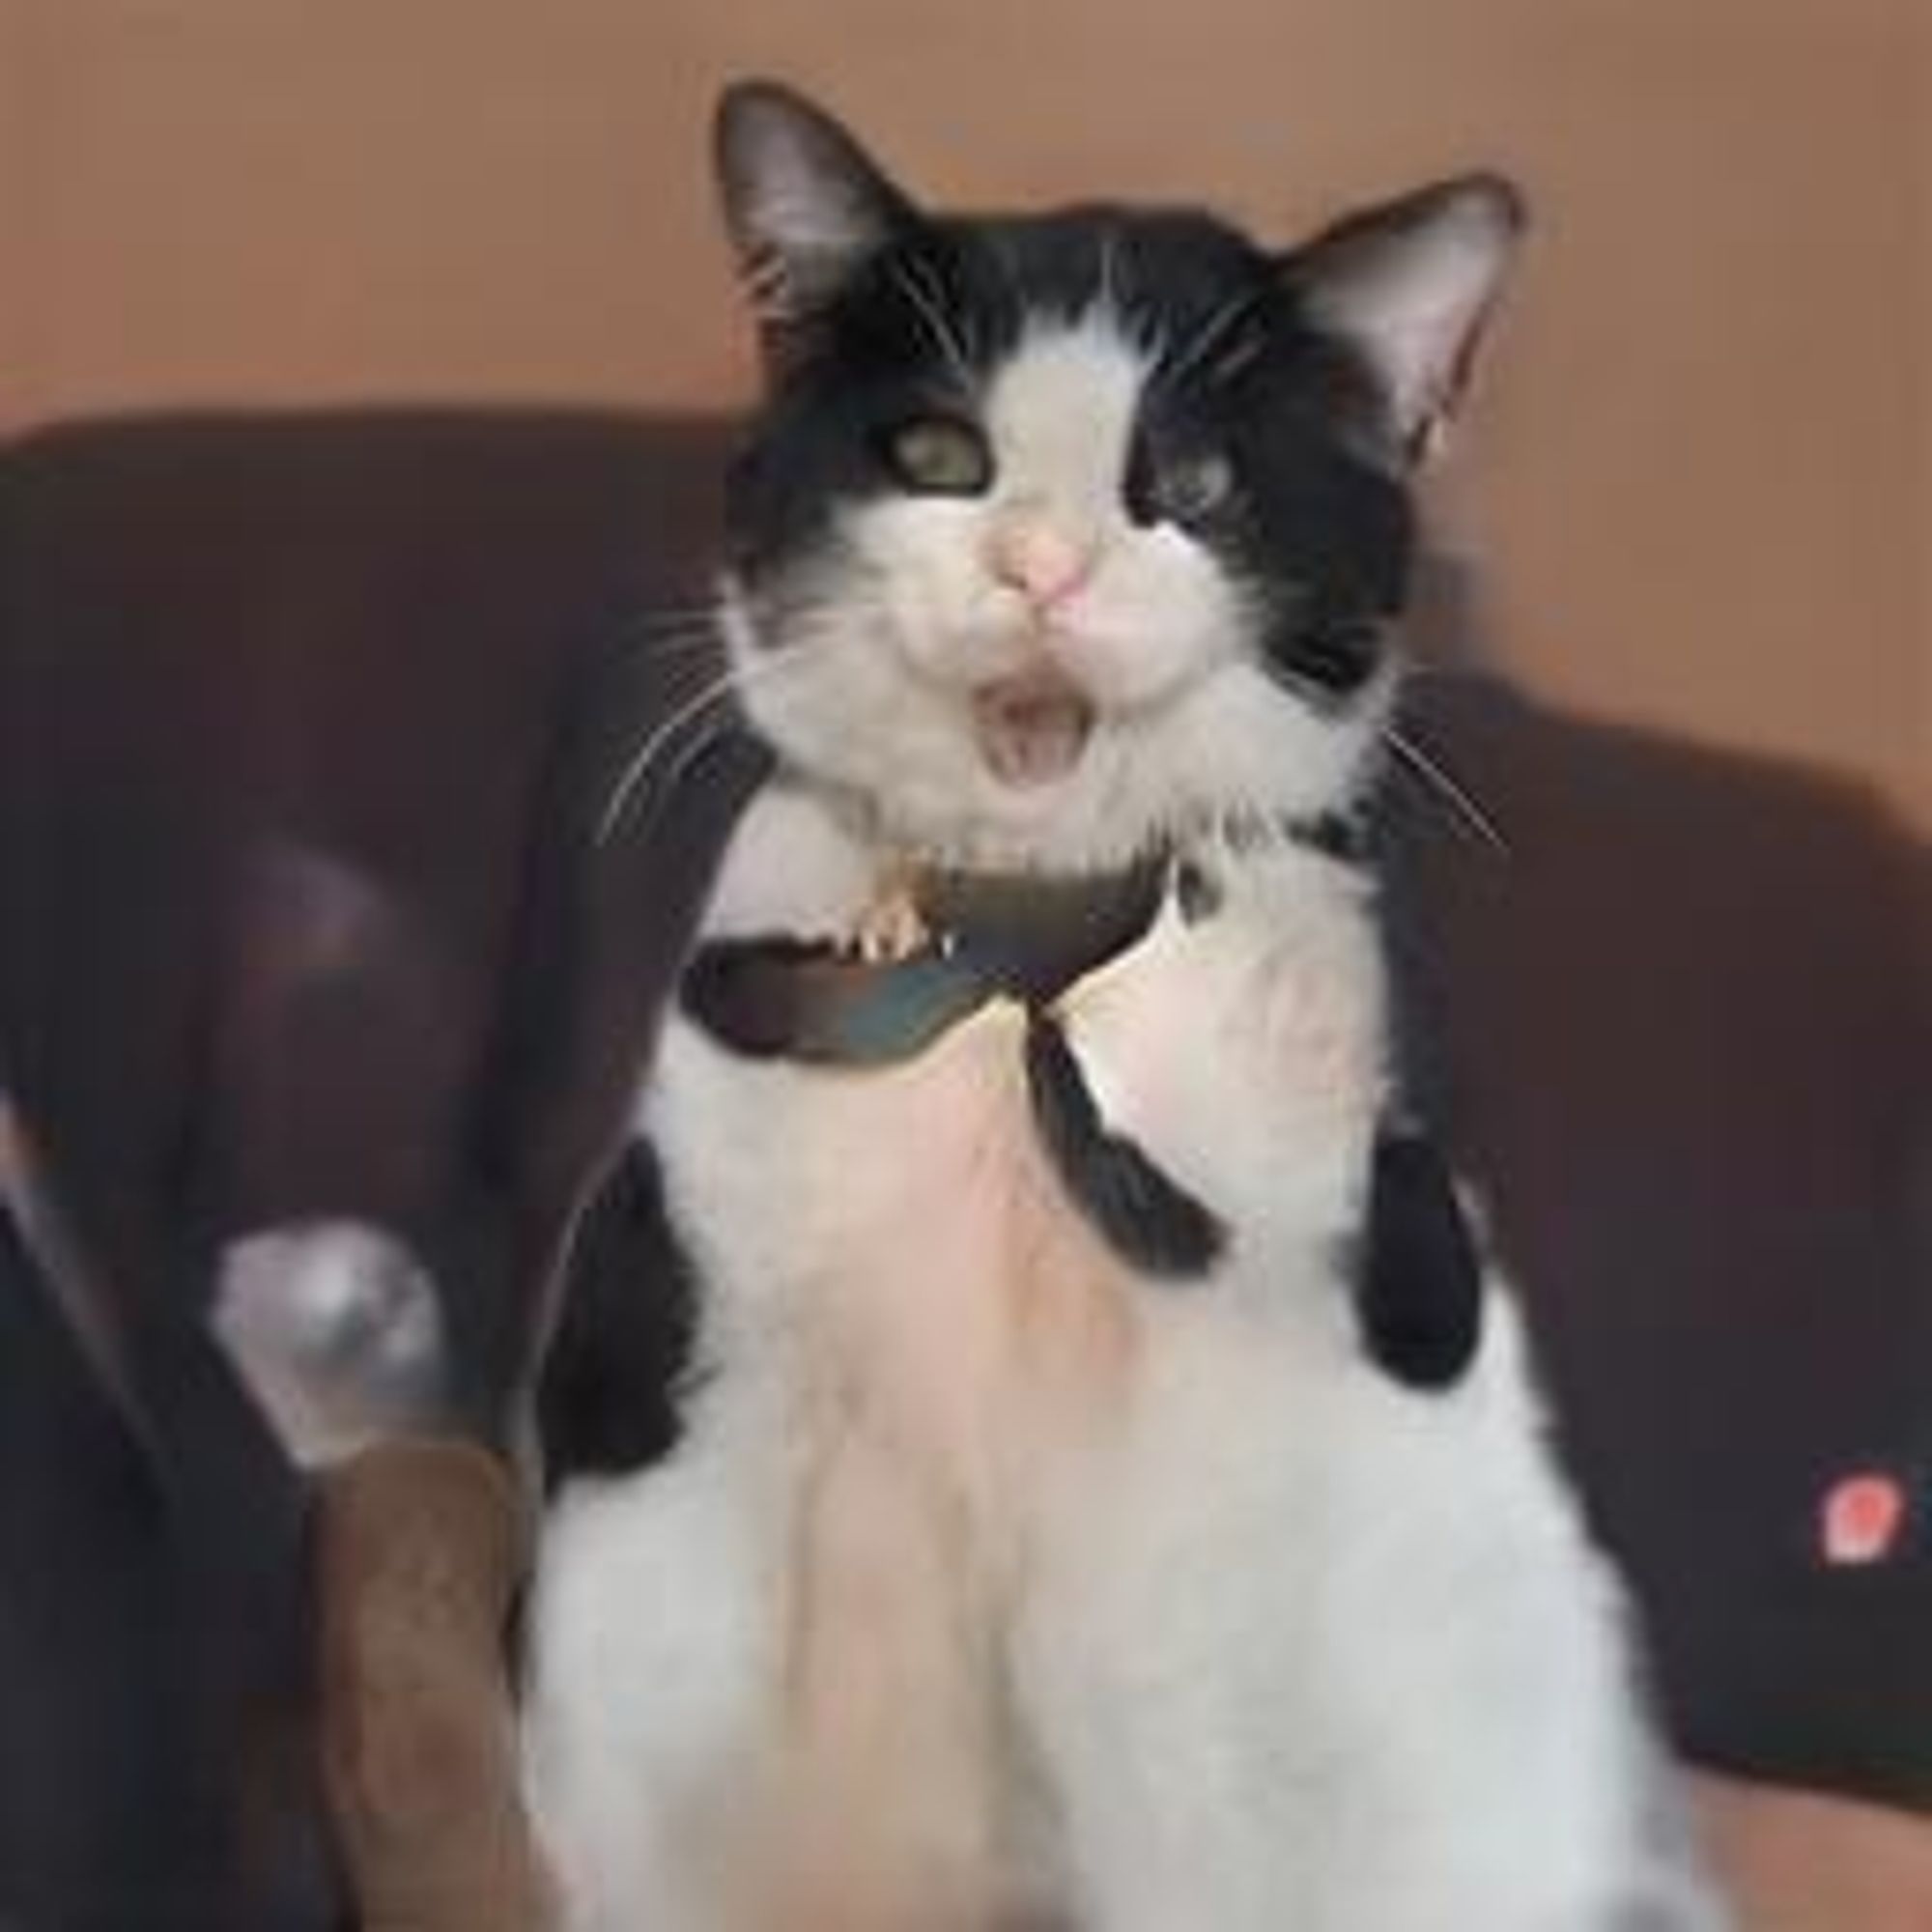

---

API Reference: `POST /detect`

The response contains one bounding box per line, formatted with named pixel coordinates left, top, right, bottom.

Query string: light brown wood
left=1693, top=1774, right=1932, bottom=1932
left=314, top=1438, right=556, bottom=1932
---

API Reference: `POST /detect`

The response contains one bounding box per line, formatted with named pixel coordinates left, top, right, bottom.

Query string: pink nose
left=988, top=521, right=1094, bottom=611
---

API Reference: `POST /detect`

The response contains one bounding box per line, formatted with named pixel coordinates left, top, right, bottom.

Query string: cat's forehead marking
left=982, top=313, right=1149, bottom=517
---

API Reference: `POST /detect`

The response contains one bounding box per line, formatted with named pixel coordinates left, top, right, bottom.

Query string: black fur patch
left=1175, top=857, right=1223, bottom=923
left=726, top=205, right=1414, bottom=703
left=1355, top=1129, right=1484, bottom=1389
left=1023, top=1009, right=1225, bottom=1281
left=538, top=1140, right=699, bottom=1482
left=1294, top=810, right=1373, bottom=867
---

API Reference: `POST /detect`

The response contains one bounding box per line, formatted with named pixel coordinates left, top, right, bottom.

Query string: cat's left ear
left=714, top=81, right=920, bottom=336
left=1285, top=175, right=1526, bottom=464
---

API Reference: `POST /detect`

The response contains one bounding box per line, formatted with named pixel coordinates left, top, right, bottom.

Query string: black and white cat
left=523, top=81, right=1727, bottom=1932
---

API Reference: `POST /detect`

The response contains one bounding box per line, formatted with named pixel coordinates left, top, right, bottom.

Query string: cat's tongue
left=972, top=670, right=1094, bottom=788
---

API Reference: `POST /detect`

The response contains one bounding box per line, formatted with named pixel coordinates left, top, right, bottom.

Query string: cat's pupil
left=882, top=414, right=994, bottom=496
left=1125, top=437, right=1236, bottom=529
left=1157, top=451, right=1235, bottom=525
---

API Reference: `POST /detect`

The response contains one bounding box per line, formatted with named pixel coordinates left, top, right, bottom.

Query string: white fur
left=525, top=320, right=1724, bottom=1928
left=718, top=87, right=903, bottom=322
left=728, top=315, right=1388, bottom=872
left=525, top=789, right=1725, bottom=1931
left=213, top=1218, right=446, bottom=1467
left=1301, top=179, right=1521, bottom=446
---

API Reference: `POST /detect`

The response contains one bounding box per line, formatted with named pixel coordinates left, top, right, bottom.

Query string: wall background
left=6, top=0, right=1926, bottom=826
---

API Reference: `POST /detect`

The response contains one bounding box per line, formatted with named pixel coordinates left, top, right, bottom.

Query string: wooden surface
left=1695, top=1776, right=1932, bottom=1932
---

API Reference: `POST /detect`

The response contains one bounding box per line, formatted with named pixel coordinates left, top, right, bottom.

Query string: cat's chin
left=848, top=755, right=1229, bottom=880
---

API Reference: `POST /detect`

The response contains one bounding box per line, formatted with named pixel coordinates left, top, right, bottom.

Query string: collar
left=679, top=809, right=1366, bottom=1068
left=680, top=854, right=1167, bottom=1067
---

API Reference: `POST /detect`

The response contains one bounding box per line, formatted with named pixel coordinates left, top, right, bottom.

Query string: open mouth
left=970, top=668, right=1096, bottom=788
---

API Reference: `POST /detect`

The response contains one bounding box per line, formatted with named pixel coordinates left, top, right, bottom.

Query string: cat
left=522, top=79, right=1728, bottom=1932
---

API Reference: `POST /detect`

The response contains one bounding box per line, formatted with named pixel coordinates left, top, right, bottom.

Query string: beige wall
left=7, top=0, right=1927, bottom=824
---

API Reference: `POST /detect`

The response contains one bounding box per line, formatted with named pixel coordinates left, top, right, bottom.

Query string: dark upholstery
left=2, top=412, right=1925, bottom=1925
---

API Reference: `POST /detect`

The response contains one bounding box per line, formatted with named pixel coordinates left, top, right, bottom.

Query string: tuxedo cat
left=523, top=81, right=1727, bottom=1932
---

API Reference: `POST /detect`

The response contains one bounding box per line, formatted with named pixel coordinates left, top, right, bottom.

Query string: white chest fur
left=523, top=783, right=1726, bottom=1932
left=657, top=784, right=1385, bottom=1449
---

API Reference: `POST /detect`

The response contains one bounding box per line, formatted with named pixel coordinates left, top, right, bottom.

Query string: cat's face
left=714, top=83, right=1521, bottom=869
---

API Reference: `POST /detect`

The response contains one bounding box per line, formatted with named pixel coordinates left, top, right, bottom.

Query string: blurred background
left=5, top=0, right=1925, bottom=827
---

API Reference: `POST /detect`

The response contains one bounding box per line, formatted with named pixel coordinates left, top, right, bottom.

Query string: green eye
left=882, top=415, right=993, bottom=496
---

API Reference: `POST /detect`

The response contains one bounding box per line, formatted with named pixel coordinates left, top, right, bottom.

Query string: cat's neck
left=700, top=770, right=1378, bottom=958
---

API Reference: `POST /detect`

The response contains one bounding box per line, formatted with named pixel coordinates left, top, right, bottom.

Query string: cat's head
left=713, top=81, right=1522, bottom=869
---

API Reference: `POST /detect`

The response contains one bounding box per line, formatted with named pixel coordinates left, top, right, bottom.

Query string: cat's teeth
left=852, top=887, right=928, bottom=963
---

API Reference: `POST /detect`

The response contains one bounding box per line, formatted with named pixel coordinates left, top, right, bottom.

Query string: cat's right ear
left=1286, top=174, right=1526, bottom=466
left=713, top=82, right=918, bottom=342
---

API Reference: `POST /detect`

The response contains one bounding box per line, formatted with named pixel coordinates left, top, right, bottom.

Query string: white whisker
left=601, top=604, right=728, bottom=664
left=595, top=631, right=851, bottom=845
left=596, top=663, right=751, bottom=845
left=894, top=258, right=978, bottom=398
left=611, top=602, right=725, bottom=637
left=1383, top=725, right=1510, bottom=855
left=622, top=710, right=744, bottom=848
left=987, top=228, right=1026, bottom=319
left=638, top=630, right=730, bottom=665
left=1095, top=225, right=1123, bottom=326
left=1157, top=289, right=1264, bottom=394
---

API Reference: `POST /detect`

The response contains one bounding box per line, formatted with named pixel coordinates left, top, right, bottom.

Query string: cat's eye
left=882, top=415, right=994, bottom=496
left=1128, top=444, right=1236, bottom=527
left=1154, top=452, right=1236, bottom=525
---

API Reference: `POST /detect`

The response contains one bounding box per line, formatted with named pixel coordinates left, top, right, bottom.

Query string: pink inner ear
left=1819, top=1469, right=1908, bottom=1567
